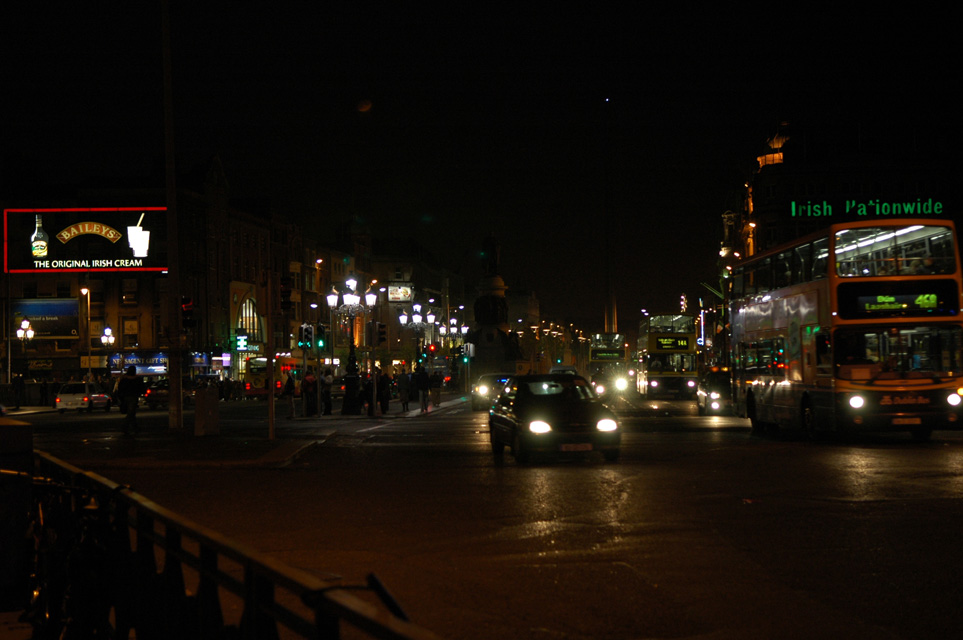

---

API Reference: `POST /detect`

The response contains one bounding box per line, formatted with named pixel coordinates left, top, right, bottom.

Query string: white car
left=55, top=382, right=113, bottom=413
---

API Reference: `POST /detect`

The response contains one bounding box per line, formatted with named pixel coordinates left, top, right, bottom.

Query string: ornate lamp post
left=16, top=318, right=35, bottom=352
left=327, top=278, right=376, bottom=414
left=398, top=303, right=435, bottom=363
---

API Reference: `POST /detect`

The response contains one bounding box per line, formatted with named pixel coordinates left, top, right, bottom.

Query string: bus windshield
left=834, top=326, right=963, bottom=381
left=834, top=224, right=956, bottom=277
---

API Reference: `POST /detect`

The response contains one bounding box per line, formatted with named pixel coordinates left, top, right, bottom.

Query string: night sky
left=3, top=4, right=957, bottom=332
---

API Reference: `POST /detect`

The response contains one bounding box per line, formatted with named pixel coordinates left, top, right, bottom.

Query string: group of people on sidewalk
left=280, top=364, right=446, bottom=417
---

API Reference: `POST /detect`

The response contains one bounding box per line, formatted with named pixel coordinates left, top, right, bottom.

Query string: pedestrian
left=321, top=368, right=334, bottom=415
left=429, top=371, right=442, bottom=407
left=116, top=365, right=145, bottom=435
left=40, top=376, right=49, bottom=407
left=378, top=368, right=392, bottom=414
left=415, top=365, right=430, bottom=412
left=396, top=366, right=411, bottom=412
left=283, top=374, right=296, bottom=418
left=362, top=372, right=374, bottom=416
left=12, top=373, right=25, bottom=410
left=302, top=367, right=318, bottom=416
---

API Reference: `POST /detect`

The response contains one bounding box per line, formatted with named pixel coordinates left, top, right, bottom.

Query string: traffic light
left=427, top=343, right=437, bottom=357
left=376, top=322, right=387, bottom=345
left=298, top=324, right=313, bottom=348
left=316, top=324, right=326, bottom=349
left=181, top=296, right=195, bottom=327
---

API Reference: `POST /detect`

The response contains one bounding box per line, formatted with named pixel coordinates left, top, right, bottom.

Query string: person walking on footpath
left=415, top=365, right=430, bottom=412
left=302, top=367, right=318, bottom=417
left=117, top=365, right=145, bottom=435
left=321, top=367, right=334, bottom=415
left=396, top=366, right=410, bottom=412
left=12, top=373, right=25, bottom=410
left=429, top=370, right=442, bottom=407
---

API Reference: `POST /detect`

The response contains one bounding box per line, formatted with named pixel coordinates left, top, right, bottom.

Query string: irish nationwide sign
left=3, top=207, right=168, bottom=273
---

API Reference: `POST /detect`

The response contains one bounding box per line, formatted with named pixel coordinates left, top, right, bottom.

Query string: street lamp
left=16, top=318, right=35, bottom=351
left=327, top=278, right=376, bottom=414
left=81, top=286, right=91, bottom=381
left=101, top=326, right=115, bottom=347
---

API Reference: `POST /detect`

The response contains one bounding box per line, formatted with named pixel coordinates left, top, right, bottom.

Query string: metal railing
left=21, top=450, right=443, bottom=639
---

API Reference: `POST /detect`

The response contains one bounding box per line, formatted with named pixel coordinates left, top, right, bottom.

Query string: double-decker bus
left=729, top=218, right=963, bottom=440
left=637, top=314, right=698, bottom=397
left=589, top=333, right=632, bottom=396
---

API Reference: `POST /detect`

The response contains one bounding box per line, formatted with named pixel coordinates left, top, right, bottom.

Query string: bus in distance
left=729, top=218, right=963, bottom=440
left=637, top=314, right=698, bottom=397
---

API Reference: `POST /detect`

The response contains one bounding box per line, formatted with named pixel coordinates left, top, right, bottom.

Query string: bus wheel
left=911, top=428, right=932, bottom=442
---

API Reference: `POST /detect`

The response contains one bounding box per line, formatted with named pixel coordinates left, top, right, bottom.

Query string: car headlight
left=529, top=421, right=552, bottom=433
left=615, top=378, right=628, bottom=391
left=595, top=384, right=606, bottom=395
left=478, top=385, right=489, bottom=396
left=650, top=380, right=658, bottom=388
left=710, top=391, right=721, bottom=399
left=596, top=418, right=618, bottom=432
left=947, top=393, right=962, bottom=407
left=687, top=379, right=696, bottom=388
left=849, top=395, right=865, bottom=409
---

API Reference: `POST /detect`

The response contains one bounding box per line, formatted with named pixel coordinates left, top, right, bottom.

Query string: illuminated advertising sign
left=12, top=298, right=80, bottom=339
left=3, top=207, right=167, bottom=273
left=108, top=352, right=168, bottom=375
left=388, top=284, right=413, bottom=302
left=655, top=336, right=690, bottom=350
left=789, top=198, right=944, bottom=219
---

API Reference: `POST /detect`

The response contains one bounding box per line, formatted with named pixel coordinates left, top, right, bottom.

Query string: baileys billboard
left=3, top=207, right=168, bottom=273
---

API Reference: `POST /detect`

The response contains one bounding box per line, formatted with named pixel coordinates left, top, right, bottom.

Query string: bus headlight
left=687, top=379, right=696, bottom=388
left=710, top=391, right=721, bottom=399
left=529, top=420, right=552, bottom=434
left=849, top=395, right=865, bottom=409
left=948, top=393, right=962, bottom=407
left=596, top=418, right=618, bottom=432
left=615, top=378, right=628, bottom=391
left=650, top=380, right=659, bottom=388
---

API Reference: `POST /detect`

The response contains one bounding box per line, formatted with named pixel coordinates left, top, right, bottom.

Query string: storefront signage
left=790, top=198, right=944, bottom=219
left=3, top=207, right=167, bottom=273
left=108, top=352, right=168, bottom=375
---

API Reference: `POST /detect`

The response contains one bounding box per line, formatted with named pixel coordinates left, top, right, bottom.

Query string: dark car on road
left=489, top=374, right=621, bottom=463
left=471, top=373, right=513, bottom=411
left=696, top=370, right=733, bottom=416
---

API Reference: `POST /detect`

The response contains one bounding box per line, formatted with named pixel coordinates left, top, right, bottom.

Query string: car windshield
left=521, top=378, right=596, bottom=401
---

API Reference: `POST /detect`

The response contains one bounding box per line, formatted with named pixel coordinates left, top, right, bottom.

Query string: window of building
left=122, top=279, right=138, bottom=305
left=122, top=317, right=139, bottom=348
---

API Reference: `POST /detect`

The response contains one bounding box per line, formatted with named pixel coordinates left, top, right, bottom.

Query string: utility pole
left=162, top=0, right=184, bottom=431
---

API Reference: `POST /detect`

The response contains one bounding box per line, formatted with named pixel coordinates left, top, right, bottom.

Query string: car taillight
left=245, top=382, right=251, bottom=391
left=145, top=389, right=152, bottom=397
left=83, top=396, right=90, bottom=403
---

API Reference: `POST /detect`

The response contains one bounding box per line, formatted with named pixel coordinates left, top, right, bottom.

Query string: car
left=471, top=373, right=513, bottom=411
left=696, top=370, right=733, bottom=416
left=489, top=374, right=621, bottom=463
left=55, top=382, right=112, bottom=413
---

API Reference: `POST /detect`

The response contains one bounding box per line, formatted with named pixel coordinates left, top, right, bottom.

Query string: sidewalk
left=3, top=394, right=467, bottom=470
